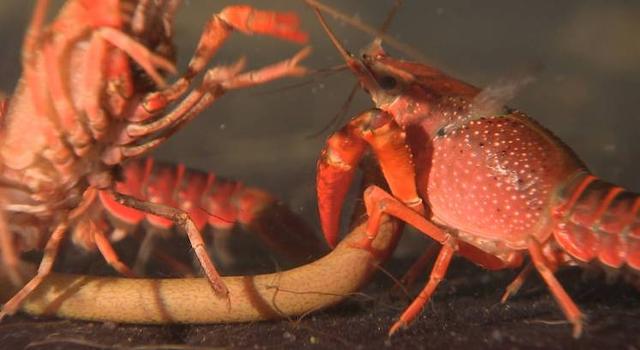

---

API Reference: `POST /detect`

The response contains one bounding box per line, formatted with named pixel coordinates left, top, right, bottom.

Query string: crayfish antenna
left=304, top=0, right=403, bottom=139
left=306, top=1, right=382, bottom=107
left=305, top=0, right=428, bottom=63
left=306, top=2, right=357, bottom=68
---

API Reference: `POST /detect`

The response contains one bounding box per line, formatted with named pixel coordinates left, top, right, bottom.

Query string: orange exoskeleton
left=0, top=0, right=310, bottom=319
left=310, top=2, right=640, bottom=338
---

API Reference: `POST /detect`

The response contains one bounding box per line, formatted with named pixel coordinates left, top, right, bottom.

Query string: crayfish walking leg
left=111, top=191, right=228, bottom=296
left=1, top=0, right=311, bottom=319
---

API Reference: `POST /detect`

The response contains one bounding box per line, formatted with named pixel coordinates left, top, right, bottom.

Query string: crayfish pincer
left=310, top=1, right=640, bottom=338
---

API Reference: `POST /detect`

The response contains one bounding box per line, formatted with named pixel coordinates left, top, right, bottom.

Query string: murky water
left=0, top=0, right=638, bottom=246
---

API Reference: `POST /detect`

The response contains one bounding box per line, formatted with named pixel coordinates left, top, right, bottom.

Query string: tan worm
left=0, top=219, right=399, bottom=324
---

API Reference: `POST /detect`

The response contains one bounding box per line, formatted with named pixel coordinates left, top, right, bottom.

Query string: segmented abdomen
left=99, top=157, right=273, bottom=232
left=554, top=173, right=640, bottom=269
left=94, top=157, right=324, bottom=263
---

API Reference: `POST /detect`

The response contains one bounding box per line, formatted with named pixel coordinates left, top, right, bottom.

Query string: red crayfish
left=96, top=156, right=324, bottom=275
left=0, top=0, right=310, bottom=319
left=310, top=3, right=639, bottom=338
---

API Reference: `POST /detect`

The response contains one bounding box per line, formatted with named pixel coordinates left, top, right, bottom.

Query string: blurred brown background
left=0, top=2, right=639, bottom=348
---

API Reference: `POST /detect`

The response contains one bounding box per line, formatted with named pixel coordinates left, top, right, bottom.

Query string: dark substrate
left=2, top=253, right=639, bottom=350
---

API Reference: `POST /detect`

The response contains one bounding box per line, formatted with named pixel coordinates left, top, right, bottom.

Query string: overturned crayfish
left=0, top=0, right=310, bottom=319
left=98, top=156, right=324, bottom=275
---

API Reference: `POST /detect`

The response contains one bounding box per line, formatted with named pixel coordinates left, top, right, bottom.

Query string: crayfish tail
left=553, top=173, right=640, bottom=270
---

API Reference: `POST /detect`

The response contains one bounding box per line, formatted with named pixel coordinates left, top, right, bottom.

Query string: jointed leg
left=209, top=228, right=237, bottom=270
left=0, top=221, right=68, bottom=319
left=132, top=229, right=160, bottom=275
left=117, top=48, right=310, bottom=160
left=123, top=59, right=248, bottom=140
left=85, top=3, right=308, bottom=141
left=22, top=1, right=77, bottom=177
left=42, top=38, right=91, bottom=155
left=124, top=46, right=309, bottom=139
left=93, top=227, right=135, bottom=277
left=357, top=185, right=448, bottom=252
left=389, top=237, right=457, bottom=336
left=355, top=186, right=527, bottom=335
left=215, top=47, right=310, bottom=91
left=97, top=27, right=176, bottom=87
left=36, top=7, right=177, bottom=155
left=22, top=0, right=49, bottom=68
left=165, top=47, right=309, bottom=132
left=66, top=188, right=134, bottom=277
left=394, top=243, right=439, bottom=294
left=354, top=185, right=460, bottom=335
left=123, top=5, right=309, bottom=125
left=82, top=34, right=114, bottom=140
left=528, top=237, right=583, bottom=338
left=0, top=209, right=23, bottom=286
left=501, top=262, right=533, bottom=303
left=110, top=191, right=228, bottom=297
left=107, top=5, right=311, bottom=156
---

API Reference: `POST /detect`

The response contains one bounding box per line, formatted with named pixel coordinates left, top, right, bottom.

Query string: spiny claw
left=266, top=11, right=309, bottom=44
left=317, top=125, right=368, bottom=248
left=219, top=6, right=309, bottom=44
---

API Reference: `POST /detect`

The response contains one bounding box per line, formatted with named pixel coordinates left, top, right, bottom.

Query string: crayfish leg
left=123, top=47, right=309, bottom=141
left=500, top=262, right=534, bottom=303
left=93, top=223, right=135, bottom=277
left=108, top=6, right=312, bottom=164
left=127, top=4, right=310, bottom=121
left=42, top=40, right=92, bottom=156
left=0, top=221, right=68, bottom=319
left=0, top=209, right=24, bottom=287
left=528, top=237, right=584, bottom=338
left=389, top=237, right=457, bottom=336
left=110, top=191, right=229, bottom=298
left=357, top=186, right=447, bottom=253
left=392, top=244, right=439, bottom=296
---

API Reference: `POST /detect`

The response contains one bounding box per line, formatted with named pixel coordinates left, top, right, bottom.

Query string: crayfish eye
left=378, top=75, right=397, bottom=90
